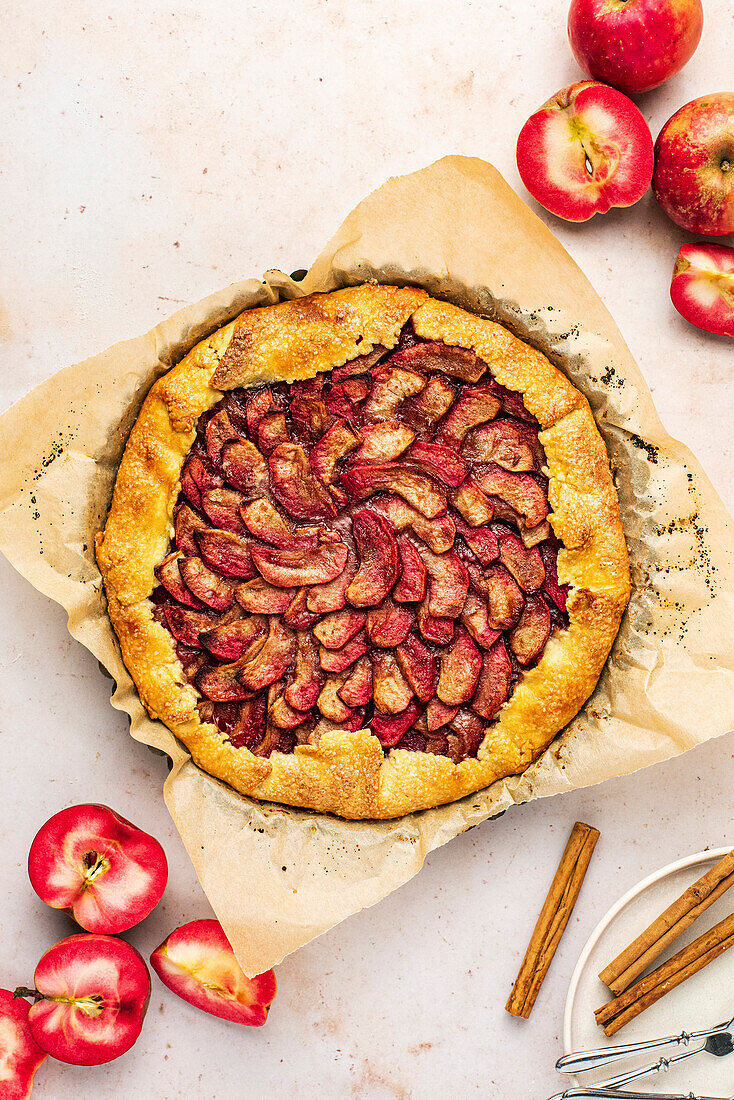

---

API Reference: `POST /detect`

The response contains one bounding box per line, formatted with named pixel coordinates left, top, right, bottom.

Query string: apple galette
left=96, top=285, right=630, bottom=819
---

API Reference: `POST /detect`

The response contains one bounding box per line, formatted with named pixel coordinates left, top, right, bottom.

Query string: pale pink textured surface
left=1, top=3, right=732, bottom=1097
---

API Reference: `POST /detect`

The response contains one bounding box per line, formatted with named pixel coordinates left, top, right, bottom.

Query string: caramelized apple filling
left=152, top=324, right=569, bottom=764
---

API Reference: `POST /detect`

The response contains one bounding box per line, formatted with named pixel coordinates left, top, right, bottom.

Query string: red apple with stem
left=0, top=989, right=47, bottom=1099
left=670, top=242, right=734, bottom=337
left=516, top=81, right=654, bottom=221
left=16, top=934, right=150, bottom=1065
left=28, top=804, right=168, bottom=934
left=568, top=0, right=703, bottom=95
left=653, top=94, right=734, bottom=235
left=151, top=919, right=277, bottom=1026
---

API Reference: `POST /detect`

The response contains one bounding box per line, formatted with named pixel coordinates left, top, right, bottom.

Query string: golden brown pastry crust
left=96, top=284, right=630, bottom=819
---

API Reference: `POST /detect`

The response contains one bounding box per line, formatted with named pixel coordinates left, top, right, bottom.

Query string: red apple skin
left=28, top=803, right=168, bottom=934
left=653, top=94, right=734, bottom=235
left=24, top=934, right=150, bottom=1066
left=670, top=242, right=734, bottom=337
left=151, top=919, right=277, bottom=1026
left=568, top=0, right=703, bottom=95
left=516, top=81, right=654, bottom=221
left=0, top=989, right=47, bottom=1099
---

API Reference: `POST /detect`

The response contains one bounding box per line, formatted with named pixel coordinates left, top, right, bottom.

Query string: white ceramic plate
left=563, top=847, right=734, bottom=1097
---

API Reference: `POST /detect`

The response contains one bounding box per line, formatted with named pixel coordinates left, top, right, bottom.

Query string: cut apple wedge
left=450, top=477, right=495, bottom=526
left=393, top=537, right=428, bottom=602
left=346, top=509, right=401, bottom=607
left=362, top=366, right=426, bottom=420
left=341, top=463, right=447, bottom=519
left=417, top=603, right=455, bottom=645
left=372, top=651, right=414, bottom=714
left=462, top=419, right=542, bottom=471
left=472, top=638, right=513, bottom=719
left=319, top=632, right=368, bottom=673
left=366, top=598, right=415, bottom=647
left=310, top=418, right=362, bottom=484
left=239, top=498, right=320, bottom=551
left=239, top=619, right=296, bottom=691
left=435, top=382, right=502, bottom=448
left=370, top=495, right=455, bottom=553
left=509, top=594, right=552, bottom=666
left=269, top=443, right=337, bottom=519
left=468, top=562, right=525, bottom=630
left=155, top=551, right=203, bottom=608
left=174, top=502, right=209, bottom=556
left=151, top=919, right=276, bottom=1026
left=453, top=515, right=500, bottom=565
left=201, top=488, right=248, bottom=534
left=252, top=539, right=349, bottom=587
left=221, top=439, right=270, bottom=497
left=473, top=464, right=549, bottom=529
left=28, top=804, right=168, bottom=934
left=492, top=523, right=546, bottom=593
left=285, top=632, right=324, bottom=711
left=670, top=242, right=734, bottom=338
left=405, top=440, right=468, bottom=488
left=396, top=632, right=438, bottom=702
left=21, top=934, right=150, bottom=1065
left=0, top=988, right=47, bottom=1100
left=351, top=420, right=415, bottom=463
left=257, top=411, right=290, bottom=455
left=201, top=615, right=267, bottom=661
left=437, top=626, right=482, bottom=705
left=338, top=654, right=373, bottom=707
left=391, top=341, right=486, bottom=382
left=371, top=701, right=422, bottom=748
left=196, top=528, right=256, bottom=579
left=313, top=608, right=366, bottom=649
left=401, top=376, right=456, bottom=432
left=180, top=556, right=237, bottom=611
left=460, top=590, right=502, bottom=650
left=235, top=577, right=295, bottom=614
left=416, top=546, right=470, bottom=619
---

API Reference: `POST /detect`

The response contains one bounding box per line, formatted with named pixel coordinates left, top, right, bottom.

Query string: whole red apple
left=653, top=94, right=734, bottom=235
left=568, top=0, right=703, bottom=95
left=516, top=81, right=654, bottom=222
left=670, top=242, right=734, bottom=337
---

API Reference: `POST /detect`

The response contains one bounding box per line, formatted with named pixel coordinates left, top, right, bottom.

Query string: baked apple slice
left=20, top=934, right=150, bottom=1065
left=460, top=590, right=502, bottom=650
left=426, top=698, right=460, bottom=731
left=509, top=594, right=551, bottom=666
left=239, top=619, right=296, bottom=691
left=28, top=804, right=167, bottom=934
left=405, top=440, right=468, bottom=488
left=155, top=551, right=203, bottom=608
left=540, top=540, right=569, bottom=612
left=227, top=694, right=269, bottom=749
left=251, top=539, right=349, bottom=587
left=245, top=386, right=279, bottom=437
left=351, top=420, right=415, bottom=463
left=205, top=407, right=240, bottom=467
left=469, top=562, right=525, bottom=630
left=435, top=382, right=502, bottom=448
left=269, top=443, right=337, bottom=520
left=220, top=439, right=270, bottom=497
left=289, top=377, right=332, bottom=441
left=366, top=597, right=415, bottom=647
left=317, top=672, right=355, bottom=722
left=346, top=509, right=401, bottom=607
left=319, top=632, right=368, bottom=673
left=197, top=652, right=260, bottom=702
left=370, top=495, right=455, bottom=553
left=174, top=502, right=209, bottom=555
left=449, top=709, right=487, bottom=756
left=196, top=528, right=256, bottom=579
left=416, top=603, right=455, bottom=645
left=437, top=626, right=482, bottom=705
left=453, top=515, right=500, bottom=565
left=416, top=546, right=470, bottom=618
left=239, top=499, right=320, bottom=551
left=285, top=631, right=324, bottom=711
left=371, top=701, right=422, bottom=748
left=257, top=411, right=290, bottom=455
left=181, top=452, right=223, bottom=510
left=393, top=537, right=428, bottom=602
left=0, top=988, right=47, bottom=1099
left=325, top=376, right=370, bottom=422
left=462, top=419, right=542, bottom=471
left=396, top=633, right=438, bottom=702
left=362, top=366, right=426, bottom=419
left=268, top=684, right=310, bottom=730
left=164, top=605, right=220, bottom=648
left=472, top=638, right=513, bottom=719
left=235, top=577, right=295, bottom=614
left=283, top=588, right=322, bottom=630
left=401, top=376, right=456, bottom=432
left=201, top=488, right=248, bottom=534
left=372, top=651, right=414, bottom=714
left=151, top=919, right=276, bottom=1026
left=179, top=556, right=237, bottom=611
left=450, top=477, right=495, bottom=526
left=473, top=464, right=549, bottom=529
left=491, top=523, right=545, bottom=593
left=306, top=554, right=358, bottom=613
left=341, top=463, right=447, bottom=519
left=312, top=608, right=366, bottom=649
left=310, top=419, right=362, bottom=484
left=201, top=615, right=268, bottom=661
left=338, top=654, right=373, bottom=706
left=391, top=341, right=485, bottom=382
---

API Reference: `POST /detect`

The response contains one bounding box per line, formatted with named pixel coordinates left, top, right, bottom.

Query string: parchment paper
left=1, top=157, right=733, bottom=977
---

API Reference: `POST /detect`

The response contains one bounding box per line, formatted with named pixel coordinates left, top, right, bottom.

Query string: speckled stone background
left=1, top=3, right=732, bottom=1097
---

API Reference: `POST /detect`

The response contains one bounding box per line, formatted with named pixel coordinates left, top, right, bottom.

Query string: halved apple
left=670, top=242, right=734, bottom=338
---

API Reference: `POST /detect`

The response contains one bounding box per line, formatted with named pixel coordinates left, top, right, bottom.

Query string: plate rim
left=563, top=845, right=732, bottom=1065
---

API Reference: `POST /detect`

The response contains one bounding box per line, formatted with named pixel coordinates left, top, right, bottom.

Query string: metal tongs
left=547, top=1013, right=734, bottom=1100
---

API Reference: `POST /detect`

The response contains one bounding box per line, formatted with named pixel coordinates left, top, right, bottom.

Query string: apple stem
left=13, top=986, right=43, bottom=1003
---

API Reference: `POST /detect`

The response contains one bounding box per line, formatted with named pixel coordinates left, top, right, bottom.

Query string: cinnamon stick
left=505, top=821, right=600, bottom=1019
left=599, top=849, right=734, bottom=995
left=595, top=908, right=734, bottom=1036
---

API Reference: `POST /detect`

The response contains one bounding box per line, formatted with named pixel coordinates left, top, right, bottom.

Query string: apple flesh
left=670, top=243, right=734, bottom=338
left=18, top=934, right=150, bottom=1065
left=0, top=989, right=47, bottom=1099
left=150, top=919, right=276, bottom=1026
left=28, top=804, right=168, bottom=934
left=653, top=94, right=734, bottom=236
left=568, top=0, right=703, bottom=95
left=516, top=81, right=654, bottom=221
